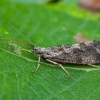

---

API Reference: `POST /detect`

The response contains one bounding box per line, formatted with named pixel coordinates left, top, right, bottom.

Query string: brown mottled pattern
left=34, top=40, right=100, bottom=64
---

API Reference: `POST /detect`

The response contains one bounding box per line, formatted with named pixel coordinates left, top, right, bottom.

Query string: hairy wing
left=42, top=40, right=100, bottom=64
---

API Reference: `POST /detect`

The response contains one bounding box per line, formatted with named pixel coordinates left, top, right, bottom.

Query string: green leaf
left=0, top=0, right=100, bottom=100
left=10, top=0, right=47, bottom=4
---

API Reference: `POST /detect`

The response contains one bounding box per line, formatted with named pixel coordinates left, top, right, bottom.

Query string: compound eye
left=34, top=48, right=37, bottom=51
left=33, top=47, right=42, bottom=55
left=33, top=47, right=39, bottom=51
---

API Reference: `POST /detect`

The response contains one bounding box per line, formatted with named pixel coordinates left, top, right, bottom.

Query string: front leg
left=46, top=59, right=70, bottom=78
left=32, top=56, right=41, bottom=74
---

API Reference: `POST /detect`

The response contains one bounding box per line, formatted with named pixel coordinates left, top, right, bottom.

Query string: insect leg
left=32, top=56, right=41, bottom=74
left=46, top=59, right=70, bottom=78
left=87, top=64, right=99, bottom=68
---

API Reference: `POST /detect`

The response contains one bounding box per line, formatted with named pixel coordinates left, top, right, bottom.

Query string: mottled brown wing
left=42, top=40, right=100, bottom=64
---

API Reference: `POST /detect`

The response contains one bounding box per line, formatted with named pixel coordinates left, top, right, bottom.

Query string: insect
left=0, top=38, right=100, bottom=78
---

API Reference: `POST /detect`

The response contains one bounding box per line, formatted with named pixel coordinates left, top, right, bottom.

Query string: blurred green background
left=0, top=0, right=100, bottom=100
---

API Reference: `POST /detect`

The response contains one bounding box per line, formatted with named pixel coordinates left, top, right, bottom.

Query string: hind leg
left=46, top=59, right=70, bottom=78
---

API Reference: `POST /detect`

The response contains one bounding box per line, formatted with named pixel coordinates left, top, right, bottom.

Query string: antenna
left=0, top=38, right=34, bottom=48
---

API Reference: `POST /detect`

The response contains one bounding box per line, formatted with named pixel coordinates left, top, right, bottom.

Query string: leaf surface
left=0, top=0, right=100, bottom=100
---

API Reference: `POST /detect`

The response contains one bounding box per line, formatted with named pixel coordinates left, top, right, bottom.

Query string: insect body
left=1, top=38, right=100, bottom=77
left=33, top=40, right=100, bottom=64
